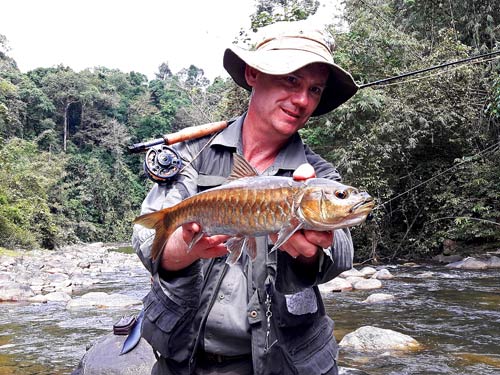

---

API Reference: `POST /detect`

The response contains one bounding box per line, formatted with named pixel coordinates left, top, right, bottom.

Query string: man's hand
left=160, top=222, right=229, bottom=271
left=271, top=163, right=334, bottom=261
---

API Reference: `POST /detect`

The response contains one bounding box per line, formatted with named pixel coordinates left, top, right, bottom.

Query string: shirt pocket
left=196, top=174, right=226, bottom=192
left=141, top=281, right=196, bottom=361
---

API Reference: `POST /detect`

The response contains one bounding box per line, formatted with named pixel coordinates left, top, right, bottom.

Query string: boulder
left=339, top=326, right=421, bottom=352
left=445, top=257, right=488, bottom=270
left=72, top=333, right=155, bottom=375
left=486, top=256, right=500, bottom=269
left=345, top=276, right=366, bottom=285
left=352, top=279, right=382, bottom=290
left=362, top=293, right=395, bottom=304
left=371, top=269, right=394, bottom=280
left=319, top=277, right=353, bottom=293
left=0, top=283, right=34, bottom=301
left=339, top=268, right=364, bottom=278
left=432, top=254, right=463, bottom=264
left=359, top=266, right=377, bottom=277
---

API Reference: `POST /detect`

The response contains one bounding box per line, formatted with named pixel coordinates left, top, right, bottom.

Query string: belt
left=198, top=350, right=252, bottom=364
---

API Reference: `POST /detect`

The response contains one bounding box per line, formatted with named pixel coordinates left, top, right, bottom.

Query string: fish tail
left=133, top=208, right=176, bottom=261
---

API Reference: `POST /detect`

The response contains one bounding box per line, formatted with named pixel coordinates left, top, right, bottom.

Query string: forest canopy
left=0, top=0, right=499, bottom=262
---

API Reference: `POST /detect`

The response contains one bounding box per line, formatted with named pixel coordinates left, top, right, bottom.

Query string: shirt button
left=249, top=310, right=258, bottom=318
left=219, top=294, right=224, bottom=300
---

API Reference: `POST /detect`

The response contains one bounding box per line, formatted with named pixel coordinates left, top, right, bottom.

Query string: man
left=132, top=22, right=358, bottom=375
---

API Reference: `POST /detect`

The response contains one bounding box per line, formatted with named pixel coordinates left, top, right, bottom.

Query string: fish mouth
left=349, top=198, right=375, bottom=214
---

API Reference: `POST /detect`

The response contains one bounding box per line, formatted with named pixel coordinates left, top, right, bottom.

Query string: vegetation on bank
left=0, top=0, right=498, bottom=262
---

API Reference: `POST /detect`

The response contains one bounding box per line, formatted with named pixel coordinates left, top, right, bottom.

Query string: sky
left=1, top=0, right=342, bottom=81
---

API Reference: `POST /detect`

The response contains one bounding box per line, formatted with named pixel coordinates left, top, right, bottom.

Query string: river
left=0, top=248, right=499, bottom=375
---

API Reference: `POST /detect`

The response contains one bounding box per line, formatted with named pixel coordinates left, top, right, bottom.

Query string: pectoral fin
left=225, top=237, right=245, bottom=265
left=270, top=220, right=303, bottom=252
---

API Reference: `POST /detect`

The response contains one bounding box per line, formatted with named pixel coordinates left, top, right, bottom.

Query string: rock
left=486, top=256, right=500, bottom=269
left=319, top=277, right=353, bottom=293
left=45, top=291, right=72, bottom=302
left=432, top=254, right=463, bottom=264
left=66, top=292, right=142, bottom=310
left=345, top=276, right=366, bottom=285
left=442, top=239, right=458, bottom=255
left=340, top=268, right=364, bottom=278
left=362, top=293, right=395, bottom=304
left=0, top=283, right=34, bottom=301
left=371, top=268, right=394, bottom=280
left=445, top=257, right=489, bottom=270
left=28, top=294, right=48, bottom=303
left=339, top=326, right=421, bottom=352
left=72, top=333, right=155, bottom=375
left=359, top=266, right=377, bottom=276
left=352, top=279, right=382, bottom=290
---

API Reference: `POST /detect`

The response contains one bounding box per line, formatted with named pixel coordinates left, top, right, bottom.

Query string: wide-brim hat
left=223, top=26, right=358, bottom=116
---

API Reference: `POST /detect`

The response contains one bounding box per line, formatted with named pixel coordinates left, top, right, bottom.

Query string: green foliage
left=0, top=2, right=498, bottom=263
left=0, top=138, right=62, bottom=249
left=301, top=0, right=500, bottom=261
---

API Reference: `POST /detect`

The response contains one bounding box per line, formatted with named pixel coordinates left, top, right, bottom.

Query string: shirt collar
left=211, top=113, right=309, bottom=174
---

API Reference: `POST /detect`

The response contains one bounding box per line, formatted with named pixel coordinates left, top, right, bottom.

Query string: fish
left=134, top=154, right=375, bottom=264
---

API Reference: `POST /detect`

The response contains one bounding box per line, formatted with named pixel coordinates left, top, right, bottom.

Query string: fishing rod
left=128, top=120, right=229, bottom=182
left=359, top=49, right=500, bottom=89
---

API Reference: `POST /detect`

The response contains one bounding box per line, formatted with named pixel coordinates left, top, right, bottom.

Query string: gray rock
left=340, top=268, right=364, bottom=278
left=0, top=283, right=34, bottom=301
left=445, top=257, right=488, bottom=270
left=72, top=333, right=155, bottom=375
left=319, top=277, right=353, bottom=293
left=371, top=268, right=394, bottom=280
left=432, top=254, right=463, bottom=264
left=339, top=326, right=421, bottom=352
left=359, top=266, right=377, bottom=276
left=486, top=256, right=500, bottom=268
left=362, top=293, right=395, bottom=304
left=352, top=279, right=382, bottom=290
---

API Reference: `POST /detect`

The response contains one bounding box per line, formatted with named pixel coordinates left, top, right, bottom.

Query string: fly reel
left=144, top=145, right=182, bottom=183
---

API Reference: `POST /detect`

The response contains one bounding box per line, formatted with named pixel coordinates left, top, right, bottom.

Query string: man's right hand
left=160, top=223, right=229, bottom=271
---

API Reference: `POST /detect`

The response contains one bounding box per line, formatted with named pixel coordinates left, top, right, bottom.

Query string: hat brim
left=223, top=46, right=358, bottom=116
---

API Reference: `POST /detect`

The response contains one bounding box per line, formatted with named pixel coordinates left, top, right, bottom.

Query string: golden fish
left=134, top=154, right=374, bottom=263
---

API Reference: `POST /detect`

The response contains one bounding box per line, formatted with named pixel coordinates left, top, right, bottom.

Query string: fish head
left=298, top=178, right=375, bottom=230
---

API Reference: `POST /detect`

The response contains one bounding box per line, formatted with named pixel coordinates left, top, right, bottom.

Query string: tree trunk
left=63, top=102, right=70, bottom=152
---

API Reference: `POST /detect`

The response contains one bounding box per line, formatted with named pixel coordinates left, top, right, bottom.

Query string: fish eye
left=335, top=190, right=348, bottom=199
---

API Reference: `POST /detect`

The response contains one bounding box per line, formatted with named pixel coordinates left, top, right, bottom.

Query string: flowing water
left=0, top=259, right=498, bottom=374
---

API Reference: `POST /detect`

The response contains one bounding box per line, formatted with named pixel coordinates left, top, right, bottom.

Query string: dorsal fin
left=227, top=154, right=259, bottom=181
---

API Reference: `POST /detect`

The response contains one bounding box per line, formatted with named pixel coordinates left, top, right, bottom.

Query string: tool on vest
left=119, top=309, right=145, bottom=355
left=127, top=120, right=229, bottom=183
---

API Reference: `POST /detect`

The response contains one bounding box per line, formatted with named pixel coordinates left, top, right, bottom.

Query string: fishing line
left=366, top=54, right=500, bottom=88
left=374, top=141, right=499, bottom=210
left=359, top=49, right=500, bottom=89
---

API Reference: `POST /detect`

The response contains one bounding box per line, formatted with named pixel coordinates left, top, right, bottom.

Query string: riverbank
left=1, top=243, right=499, bottom=374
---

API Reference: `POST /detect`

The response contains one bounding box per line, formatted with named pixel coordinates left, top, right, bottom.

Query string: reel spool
left=144, top=145, right=182, bottom=183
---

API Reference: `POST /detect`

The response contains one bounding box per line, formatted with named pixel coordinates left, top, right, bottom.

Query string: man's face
left=245, top=63, right=329, bottom=139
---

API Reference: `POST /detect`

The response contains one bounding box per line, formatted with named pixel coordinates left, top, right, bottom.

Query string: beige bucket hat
left=223, top=24, right=358, bottom=116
